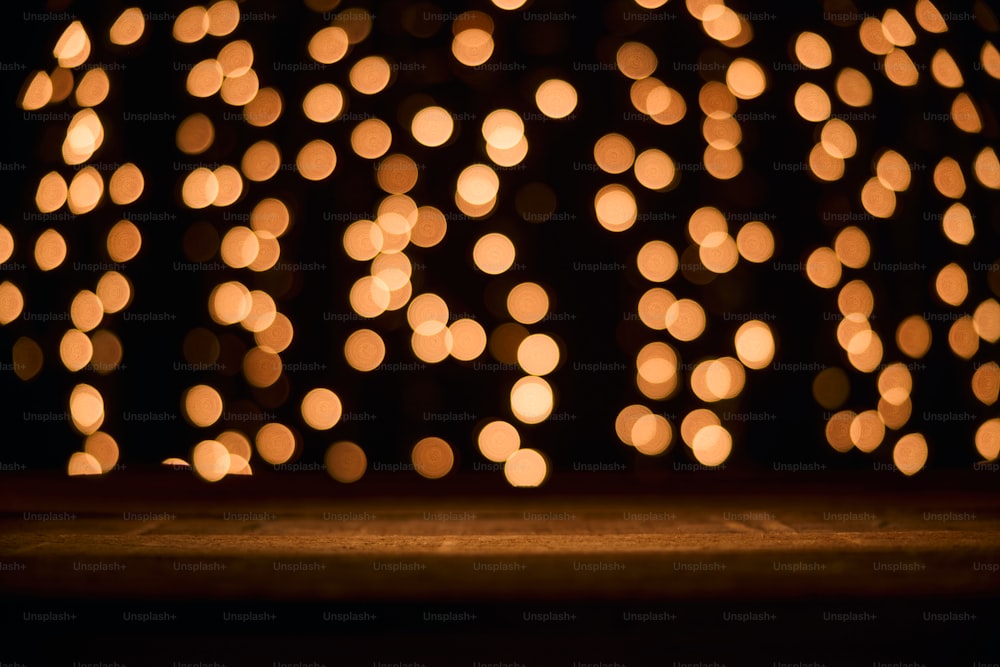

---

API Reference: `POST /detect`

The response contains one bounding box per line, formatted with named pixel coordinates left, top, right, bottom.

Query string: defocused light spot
left=18, top=70, right=52, bottom=111
left=184, top=385, right=223, bottom=427
left=473, top=233, right=515, bottom=274
left=860, top=18, right=892, bottom=55
left=449, top=319, right=487, bottom=361
left=452, top=29, right=494, bottom=66
left=335, top=7, right=373, bottom=43
left=70, top=383, right=104, bottom=435
left=343, top=220, right=384, bottom=261
left=633, top=149, right=675, bottom=191
left=174, top=6, right=209, bottom=43
left=971, top=362, right=999, bottom=405
left=482, top=110, right=523, bottom=150
left=241, top=141, right=281, bottom=182
left=736, top=222, right=775, bottom=263
left=351, top=118, right=392, bottom=159
left=637, top=241, right=678, bottom=283
left=948, top=316, right=979, bottom=359
left=411, top=106, right=454, bottom=146
left=510, top=376, right=554, bottom=424
left=915, top=0, right=947, bottom=33
left=838, top=280, right=874, bottom=318
left=806, top=247, right=841, bottom=289
left=882, top=9, right=916, bottom=46
left=192, top=440, right=230, bottom=482
left=735, top=320, right=775, bottom=369
left=631, top=413, right=672, bottom=455
left=255, top=312, right=294, bottom=353
left=326, top=442, right=367, bottom=483
left=976, top=420, right=1000, bottom=460
left=638, top=288, right=675, bottom=331
left=982, top=42, right=1000, bottom=79
left=974, top=299, right=1000, bottom=343
left=376, top=154, right=419, bottom=193
left=850, top=410, right=885, bottom=452
left=504, top=448, right=547, bottom=487
left=54, top=21, right=90, bottom=68
left=820, top=119, right=857, bottom=159
left=594, top=133, right=635, bottom=175
left=35, top=229, right=67, bottom=271
left=177, top=113, right=214, bottom=154
left=309, top=26, right=349, bottom=64
left=90, top=329, right=122, bottom=375
left=296, top=139, right=337, bottom=181
left=70, top=290, right=103, bottom=332
left=0, top=282, right=24, bottom=325
left=108, top=163, right=144, bottom=206
left=256, top=423, right=296, bottom=464
left=211, top=165, right=242, bottom=207
left=930, top=49, right=963, bottom=88
left=350, top=56, right=391, bottom=95
left=506, top=282, right=549, bottom=324
left=60, top=329, right=92, bottom=372
left=478, top=420, right=520, bottom=462
left=411, top=326, right=453, bottom=363
left=893, top=433, right=927, bottom=475
left=49, top=67, right=73, bottom=103
left=209, top=281, right=252, bottom=325
left=594, top=184, right=637, bottom=232
left=847, top=329, right=884, bottom=372
left=251, top=198, right=290, bottom=238
left=833, top=226, right=870, bottom=269
left=692, top=424, right=732, bottom=466
left=219, top=68, right=259, bottom=106
left=485, top=135, right=528, bottom=168
left=699, top=232, right=739, bottom=273
left=35, top=171, right=67, bottom=213
left=973, top=147, right=1000, bottom=189
left=935, top=263, right=968, bottom=306
left=861, top=177, right=896, bottom=217
left=206, top=0, right=239, bottom=36
left=535, top=79, right=577, bottom=119
left=878, top=363, right=913, bottom=406
left=75, top=68, right=109, bottom=107
left=412, top=436, right=454, bottom=479
left=616, top=42, right=657, bottom=79
left=794, top=83, right=831, bottom=122
left=68, top=452, right=102, bottom=476
left=84, top=432, right=118, bottom=472
left=187, top=59, right=224, bottom=98
left=933, top=157, right=966, bottom=198
left=12, top=337, right=43, bottom=380
left=517, top=334, right=559, bottom=376
left=795, top=31, right=832, bottom=69
left=835, top=67, right=872, bottom=106
left=96, top=271, right=131, bottom=313
left=67, top=166, right=104, bottom=214
left=726, top=58, right=766, bottom=99
left=350, top=275, right=391, bottom=318
left=825, top=410, right=856, bottom=452
left=303, top=83, right=344, bottom=123
left=665, top=299, right=706, bottom=341
left=883, top=48, right=920, bottom=86
left=301, top=388, right=342, bottom=430
left=813, top=367, right=850, bottom=409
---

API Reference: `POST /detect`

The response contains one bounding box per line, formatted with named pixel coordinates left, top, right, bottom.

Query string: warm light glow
left=734, top=320, right=775, bottom=370
left=54, top=21, right=90, bottom=68
left=726, top=58, right=766, bottom=99
left=795, top=32, right=832, bottom=69
left=915, top=0, right=947, bottom=33
left=692, top=424, right=732, bottom=466
left=452, top=29, right=494, bottom=67
left=412, top=437, right=454, bottom=479
left=616, top=42, right=658, bottom=79
left=109, top=163, right=144, bottom=206
left=478, top=420, right=520, bottom=462
left=177, top=113, right=215, bottom=154
left=68, top=452, right=102, bottom=476
left=67, top=166, right=104, bottom=214
left=893, top=433, right=928, bottom=475
left=631, top=413, right=672, bottom=455
left=665, top=299, right=706, bottom=341
left=184, top=385, right=224, bottom=428
left=850, top=410, right=885, bottom=452
left=75, top=68, right=109, bottom=107
left=301, top=388, right=343, bottom=430
left=838, top=280, right=874, bottom=318
left=219, top=68, right=259, bottom=106
left=1, top=284, right=25, bottom=326
left=296, top=139, right=337, bottom=181
left=192, top=440, right=230, bottom=482
left=861, top=177, right=896, bottom=218
left=309, top=26, right=350, bottom=64
left=948, top=316, right=979, bottom=360
left=449, top=319, right=487, bottom=361
left=174, top=6, right=209, bottom=43
left=535, top=79, right=578, bottom=119
left=70, top=290, right=103, bottom=332
left=637, top=241, right=678, bottom=283
left=794, top=83, right=831, bottom=122
left=411, top=106, right=454, bottom=147
left=60, top=329, right=92, bottom=372
left=34, top=229, right=67, bottom=271
left=812, top=367, right=850, bottom=410
left=84, top=432, right=119, bottom=473
left=971, top=362, right=999, bottom=406
left=933, top=157, right=966, bottom=199
left=973, top=148, right=1000, bottom=189
left=349, top=56, right=391, bottom=95
left=883, top=48, right=920, bottom=87
left=594, top=184, right=637, bottom=232
left=303, top=83, right=344, bottom=123
left=187, top=59, right=224, bottom=98
left=472, top=233, right=516, bottom=274
left=256, top=423, right=297, bottom=464
left=834, top=227, right=870, bottom=269
left=517, top=333, right=560, bottom=376
left=736, top=222, right=775, bottom=263
left=351, top=118, right=393, bottom=159
left=935, top=263, right=968, bottom=306
left=504, top=448, right=548, bottom=487
left=96, top=271, right=131, bottom=313
left=241, top=141, right=281, bottom=182
left=835, top=67, right=873, bottom=107
left=70, top=383, right=104, bottom=435
left=806, top=247, right=842, bottom=289
left=19, top=71, right=53, bottom=111
left=35, top=171, right=67, bottom=213
left=976, top=420, right=1000, bottom=460
left=974, top=299, right=1000, bottom=343
left=507, top=283, right=549, bottom=325
left=510, top=376, right=554, bottom=424
left=326, top=442, right=367, bottom=483
left=244, top=86, right=283, bottom=127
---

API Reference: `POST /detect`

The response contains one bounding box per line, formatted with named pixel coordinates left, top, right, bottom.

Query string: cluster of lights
left=6, top=0, right=1000, bottom=483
